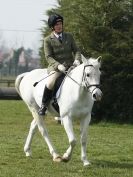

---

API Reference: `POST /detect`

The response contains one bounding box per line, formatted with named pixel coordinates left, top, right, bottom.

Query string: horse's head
left=82, top=55, right=103, bottom=101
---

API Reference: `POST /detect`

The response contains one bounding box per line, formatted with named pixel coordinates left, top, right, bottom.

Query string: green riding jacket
left=44, top=32, right=81, bottom=73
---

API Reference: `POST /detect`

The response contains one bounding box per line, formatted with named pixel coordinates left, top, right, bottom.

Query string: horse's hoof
left=53, top=156, right=62, bottom=163
left=83, top=160, right=91, bottom=166
left=62, top=157, right=69, bottom=162
left=25, top=151, right=32, bottom=157
left=62, top=155, right=70, bottom=162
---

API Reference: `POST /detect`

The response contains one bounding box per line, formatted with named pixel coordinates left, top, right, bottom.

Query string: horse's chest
left=58, top=84, right=94, bottom=118
left=69, top=99, right=94, bottom=118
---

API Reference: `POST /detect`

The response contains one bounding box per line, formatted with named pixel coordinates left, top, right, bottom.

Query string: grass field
left=0, top=100, right=133, bottom=177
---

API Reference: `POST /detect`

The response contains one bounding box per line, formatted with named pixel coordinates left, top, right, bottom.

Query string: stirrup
left=38, top=105, right=47, bottom=116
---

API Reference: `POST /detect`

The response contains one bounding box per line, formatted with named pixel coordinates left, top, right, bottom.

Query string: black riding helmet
left=48, top=14, right=63, bottom=28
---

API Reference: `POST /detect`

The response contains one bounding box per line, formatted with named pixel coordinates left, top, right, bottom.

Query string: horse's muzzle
left=92, top=88, right=103, bottom=101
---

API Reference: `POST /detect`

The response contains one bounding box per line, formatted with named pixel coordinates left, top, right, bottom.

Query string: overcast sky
left=0, top=0, right=57, bottom=50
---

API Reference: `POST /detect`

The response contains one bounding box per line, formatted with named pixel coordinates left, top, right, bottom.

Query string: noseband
left=82, top=64, right=100, bottom=93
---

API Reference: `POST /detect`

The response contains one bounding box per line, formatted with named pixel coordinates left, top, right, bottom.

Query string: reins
left=33, top=66, right=81, bottom=87
left=33, top=65, right=100, bottom=93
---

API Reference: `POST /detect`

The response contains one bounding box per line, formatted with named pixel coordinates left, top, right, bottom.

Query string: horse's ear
left=81, top=54, right=88, bottom=64
left=97, top=56, right=102, bottom=63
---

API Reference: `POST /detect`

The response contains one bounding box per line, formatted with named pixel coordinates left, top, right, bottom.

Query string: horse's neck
left=60, top=64, right=86, bottom=98
left=58, top=64, right=91, bottom=111
left=69, top=64, right=84, bottom=85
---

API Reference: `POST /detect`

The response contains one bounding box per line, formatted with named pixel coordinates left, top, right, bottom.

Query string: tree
left=40, top=0, right=133, bottom=122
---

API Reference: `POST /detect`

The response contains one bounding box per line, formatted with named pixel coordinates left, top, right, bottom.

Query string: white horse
left=15, top=55, right=102, bottom=166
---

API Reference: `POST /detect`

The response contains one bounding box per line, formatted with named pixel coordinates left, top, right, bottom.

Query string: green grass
left=0, top=100, right=133, bottom=177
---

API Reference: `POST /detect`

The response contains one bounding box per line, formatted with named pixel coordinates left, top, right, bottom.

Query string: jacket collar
left=50, top=32, right=65, bottom=39
left=50, top=32, right=66, bottom=44
left=50, top=32, right=56, bottom=39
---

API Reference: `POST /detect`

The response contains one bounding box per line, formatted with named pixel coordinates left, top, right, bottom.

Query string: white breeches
left=46, top=71, right=62, bottom=90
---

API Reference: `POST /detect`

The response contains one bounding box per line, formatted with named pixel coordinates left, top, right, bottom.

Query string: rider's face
left=53, top=21, right=63, bottom=34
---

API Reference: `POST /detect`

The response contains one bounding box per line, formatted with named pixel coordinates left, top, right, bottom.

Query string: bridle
left=63, top=64, right=100, bottom=94
left=33, top=64, right=101, bottom=95
left=82, top=64, right=100, bottom=93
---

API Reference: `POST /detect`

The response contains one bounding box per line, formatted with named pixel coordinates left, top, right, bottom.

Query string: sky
left=0, top=0, right=57, bottom=50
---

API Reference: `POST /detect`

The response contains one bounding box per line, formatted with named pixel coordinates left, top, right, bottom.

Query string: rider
left=38, top=13, right=81, bottom=116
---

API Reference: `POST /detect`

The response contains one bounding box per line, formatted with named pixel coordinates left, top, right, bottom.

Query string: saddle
left=51, top=73, right=65, bottom=113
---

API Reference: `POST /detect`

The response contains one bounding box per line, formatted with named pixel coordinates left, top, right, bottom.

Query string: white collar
left=54, top=32, right=62, bottom=38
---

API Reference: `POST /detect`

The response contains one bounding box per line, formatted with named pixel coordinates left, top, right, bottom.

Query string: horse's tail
left=15, top=72, right=28, bottom=97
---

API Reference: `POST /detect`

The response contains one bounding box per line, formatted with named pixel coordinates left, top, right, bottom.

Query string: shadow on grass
left=93, top=160, right=133, bottom=169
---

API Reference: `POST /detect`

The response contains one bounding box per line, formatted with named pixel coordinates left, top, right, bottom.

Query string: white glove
left=73, top=60, right=80, bottom=66
left=58, top=64, right=66, bottom=72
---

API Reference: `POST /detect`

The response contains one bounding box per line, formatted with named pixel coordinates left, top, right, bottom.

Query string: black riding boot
left=38, top=86, right=52, bottom=116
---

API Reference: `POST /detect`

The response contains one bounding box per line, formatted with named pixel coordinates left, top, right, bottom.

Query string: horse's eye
left=87, top=73, right=90, bottom=77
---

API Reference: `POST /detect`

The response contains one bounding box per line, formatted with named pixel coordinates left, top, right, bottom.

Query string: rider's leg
left=38, top=71, right=61, bottom=116
left=38, top=86, right=52, bottom=115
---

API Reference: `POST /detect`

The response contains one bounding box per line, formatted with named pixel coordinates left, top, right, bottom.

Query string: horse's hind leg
left=29, top=107, right=62, bottom=162
left=80, top=114, right=91, bottom=166
left=24, top=118, right=37, bottom=156
left=62, top=116, right=76, bottom=162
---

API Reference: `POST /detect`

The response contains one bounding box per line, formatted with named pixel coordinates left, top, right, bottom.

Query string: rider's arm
left=44, top=37, right=60, bottom=70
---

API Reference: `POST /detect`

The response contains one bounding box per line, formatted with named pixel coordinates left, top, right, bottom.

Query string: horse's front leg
left=80, top=114, right=91, bottom=166
left=62, top=116, right=76, bottom=162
